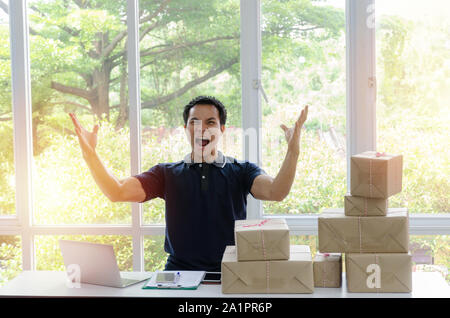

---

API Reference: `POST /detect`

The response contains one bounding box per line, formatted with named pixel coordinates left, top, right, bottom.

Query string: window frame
left=0, top=0, right=449, bottom=272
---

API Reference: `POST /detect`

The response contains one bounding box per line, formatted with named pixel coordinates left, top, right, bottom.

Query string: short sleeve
left=133, top=164, right=165, bottom=202
left=242, top=162, right=266, bottom=197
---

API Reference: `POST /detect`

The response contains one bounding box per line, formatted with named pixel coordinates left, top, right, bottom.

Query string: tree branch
left=141, top=57, right=238, bottom=109
left=140, top=34, right=238, bottom=58
left=51, top=81, right=93, bottom=101
left=73, top=0, right=89, bottom=9
left=139, top=20, right=162, bottom=42
left=107, top=0, right=171, bottom=63
left=139, top=0, right=171, bottom=24
left=102, top=29, right=128, bottom=59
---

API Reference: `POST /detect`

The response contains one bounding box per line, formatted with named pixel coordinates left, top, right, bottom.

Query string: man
left=69, top=95, right=308, bottom=272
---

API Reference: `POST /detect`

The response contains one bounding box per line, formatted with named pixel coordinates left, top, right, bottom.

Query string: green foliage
left=376, top=11, right=450, bottom=213
left=0, top=236, right=22, bottom=286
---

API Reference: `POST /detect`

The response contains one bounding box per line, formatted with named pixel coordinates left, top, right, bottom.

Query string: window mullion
left=9, top=0, right=34, bottom=271
left=240, top=0, right=262, bottom=219
left=346, top=0, right=376, bottom=192
left=127, top=0, right=143, bottom=272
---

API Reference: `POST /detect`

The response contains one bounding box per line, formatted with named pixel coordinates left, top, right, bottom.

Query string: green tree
left=1, top=0, right=343, bottom=129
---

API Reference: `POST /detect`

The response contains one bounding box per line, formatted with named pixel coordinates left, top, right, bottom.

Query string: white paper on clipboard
left=143, top=271, right=206, bottom=289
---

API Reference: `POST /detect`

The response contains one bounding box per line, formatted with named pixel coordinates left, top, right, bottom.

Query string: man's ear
left=220, top=124, right=226, bottom=133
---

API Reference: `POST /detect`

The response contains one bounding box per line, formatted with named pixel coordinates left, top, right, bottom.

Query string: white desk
left=0, top=271, right=448, bottom=298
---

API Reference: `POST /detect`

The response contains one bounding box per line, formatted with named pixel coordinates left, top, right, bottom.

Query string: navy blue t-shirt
left=133, top=152, right=265, bottom=272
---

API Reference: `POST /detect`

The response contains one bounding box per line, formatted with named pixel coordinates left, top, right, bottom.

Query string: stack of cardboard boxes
left=318, top=151, right=412, bottom=292
left=221, top=218, right=314, bottom=294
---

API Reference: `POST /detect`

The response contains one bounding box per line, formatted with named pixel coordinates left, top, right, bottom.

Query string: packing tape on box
left=364, top=198, right=368, bottom=216
left=358, top=216, right=362, bottom=253
left=370, top=152, right=387, bottom=197
left=322, top=255, right=328, bottom=287
left=259, top=226, right=270, bottom=293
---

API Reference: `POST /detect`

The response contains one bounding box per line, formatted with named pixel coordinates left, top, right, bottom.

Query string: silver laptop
left=59, top=239, right=151, bottom=288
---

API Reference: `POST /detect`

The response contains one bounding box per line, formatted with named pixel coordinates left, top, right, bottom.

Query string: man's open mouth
left=195, top=138, right=210, bottom=147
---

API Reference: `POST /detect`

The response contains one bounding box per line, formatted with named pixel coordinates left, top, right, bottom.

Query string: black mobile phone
left=202, top=272, right=221, bottom=284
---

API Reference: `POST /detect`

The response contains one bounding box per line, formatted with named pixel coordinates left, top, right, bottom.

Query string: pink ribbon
left=375, top=152, right=386, bottom=157
left=243, top=219, right=269, bottom=228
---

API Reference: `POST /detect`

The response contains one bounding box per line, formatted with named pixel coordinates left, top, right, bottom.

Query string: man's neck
left=191, top=149, right=218, bottom=163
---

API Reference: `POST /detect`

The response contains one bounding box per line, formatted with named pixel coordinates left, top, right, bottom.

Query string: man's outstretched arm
left=69, top=113, right=146, bottom=203
left=250, top=105, right=308, bottom=201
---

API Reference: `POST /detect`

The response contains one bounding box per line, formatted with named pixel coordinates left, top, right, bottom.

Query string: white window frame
left=0, top=0, right=449, bottom=272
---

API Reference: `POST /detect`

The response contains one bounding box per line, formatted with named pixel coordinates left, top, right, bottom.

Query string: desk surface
left=0, top=271, right=449, bottom=298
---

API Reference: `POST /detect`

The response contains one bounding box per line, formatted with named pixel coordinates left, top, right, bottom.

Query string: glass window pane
left=27, top=1, right=131, bottom=224
left=0, top=236, right=22, bottom=287
left=261, top=0, right=347, bottom=215
left=375, top=0, right=449, bottom=214
left=140, top=0, right=241, bottom=224
left=290, top=234, right=318, bottom=255
left=143, top=235, right=168, bottom=272
left=411, top=235, right=449, bottom=284
left=35, top=235, right=132, bottom=271
left=0, top=8, right=15, bottom=216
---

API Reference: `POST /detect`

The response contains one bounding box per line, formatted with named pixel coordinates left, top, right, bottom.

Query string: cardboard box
left=344, top=194, right=388, bottom=216
left=313, top=253, right=342, bottom=288
left=234, top=218, right=290, bottom=261
left=346, top=253, right=412, bottom=293
left=350, top=151, right=403, bottom=199
left=221, top=245, right=314, bottom=294
left=318, top=208, right=409, bottom=253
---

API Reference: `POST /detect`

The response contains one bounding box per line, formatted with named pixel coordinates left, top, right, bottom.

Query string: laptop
left=59, top=239, right=151, bottom=288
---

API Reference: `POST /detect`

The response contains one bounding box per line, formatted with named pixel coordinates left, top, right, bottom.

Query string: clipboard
left=142, top=271, right=206, bottom=290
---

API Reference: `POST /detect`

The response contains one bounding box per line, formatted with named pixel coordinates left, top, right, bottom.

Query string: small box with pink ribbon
left=234, top=218, right=290, bottom=262
left=350, top=151, right=403, bottom=199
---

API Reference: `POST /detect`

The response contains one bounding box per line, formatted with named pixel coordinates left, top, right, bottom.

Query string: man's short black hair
left=183, top=95, right=227, bottom=125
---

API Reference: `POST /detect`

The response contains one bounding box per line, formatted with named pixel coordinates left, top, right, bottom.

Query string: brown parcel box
left=350, top=151, right=403, bottom=199
left=234, top=218, right=290, bottom=261
left=346, top=253, right=412, bottom=293
left=318, top=208, right=409, bottom=253
left=221, top=245, right=314, bottom=294
left=344, top=194, right=388, bottom=216
left=313, top=253, right=342, bottom=288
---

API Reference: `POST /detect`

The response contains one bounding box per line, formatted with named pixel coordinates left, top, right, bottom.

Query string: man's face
left=184, top=104, right=225, bottom=162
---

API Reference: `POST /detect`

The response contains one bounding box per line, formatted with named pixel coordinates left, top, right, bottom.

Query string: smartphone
left=201, top=272, right=221, bottom=284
